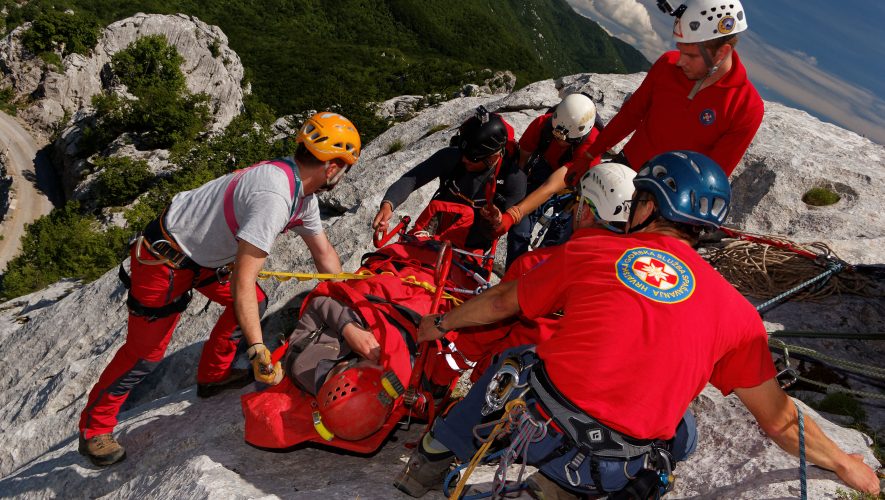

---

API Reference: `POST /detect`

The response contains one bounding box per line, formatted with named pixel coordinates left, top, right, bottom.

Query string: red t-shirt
left=454, top=228, right=611, bottom=379
left=520, top=114, right=601, bottom=177
left=586, top=50, right=763, bottom=176
left=517, top=231, right=775, bottom=440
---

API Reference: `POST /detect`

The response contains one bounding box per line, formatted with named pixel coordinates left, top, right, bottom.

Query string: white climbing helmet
left=579, top=162, right=636, bottom=225
left=551, top=94, right=597, bottom=141
left=671, top=0, right=748, bottom=44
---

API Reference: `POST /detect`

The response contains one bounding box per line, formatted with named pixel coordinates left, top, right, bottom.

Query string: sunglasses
left=464, top=150, right=502, bottom=167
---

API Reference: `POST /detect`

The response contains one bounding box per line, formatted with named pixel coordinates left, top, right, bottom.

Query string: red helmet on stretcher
left=315, top=362, right=403, bottom=441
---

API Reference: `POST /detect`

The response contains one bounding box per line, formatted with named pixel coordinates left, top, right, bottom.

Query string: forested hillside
left=0, top=0, right=649, bottom=299
left=2, top=0, right=648, bottom=136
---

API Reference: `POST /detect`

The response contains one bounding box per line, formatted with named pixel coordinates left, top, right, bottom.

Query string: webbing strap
left=118, top=262, right=194, bottom=321
left=528, top=364, right=655, bottom=460
left=223, top=159, right=303, bottom=235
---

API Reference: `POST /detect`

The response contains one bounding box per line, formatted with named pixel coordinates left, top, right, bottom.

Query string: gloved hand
left=247, top=343, right=283, bottom=385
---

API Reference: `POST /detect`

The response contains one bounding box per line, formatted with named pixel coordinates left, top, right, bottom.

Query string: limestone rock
left=0, top=13, right=244, bottom=135
left=1, top=13, right=245, bottom=198
left=0, top=72, right=882, bottom=499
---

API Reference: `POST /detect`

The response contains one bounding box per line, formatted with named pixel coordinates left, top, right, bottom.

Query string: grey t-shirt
left=164, top=161, right=323, bottom=268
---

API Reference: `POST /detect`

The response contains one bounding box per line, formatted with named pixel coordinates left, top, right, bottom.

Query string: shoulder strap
left=223, top=159, right=300, bottom=235
left=536, top=118, right=556, bottom=159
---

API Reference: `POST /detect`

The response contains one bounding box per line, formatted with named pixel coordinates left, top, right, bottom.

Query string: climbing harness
left=530, top=191, right=576, bottom=251
left=223, top=158, right=305, bottom=235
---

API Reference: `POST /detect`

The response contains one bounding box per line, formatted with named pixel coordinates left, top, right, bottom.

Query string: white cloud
left=790, top=50, right=818, bottom=66
left=739, top=37, right=885, bottom=144
left=564, top=0, right=885, bottom=144
left=567, top=0, right=670, bottom=60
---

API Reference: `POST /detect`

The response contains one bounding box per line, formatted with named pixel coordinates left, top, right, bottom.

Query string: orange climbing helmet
left=296, top=112, right=361, bottom=165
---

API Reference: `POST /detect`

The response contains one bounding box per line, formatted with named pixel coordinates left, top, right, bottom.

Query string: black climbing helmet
left=456, top=106, right=508, bottom=162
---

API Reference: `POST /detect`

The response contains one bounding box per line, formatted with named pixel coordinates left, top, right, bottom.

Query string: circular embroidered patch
left=718, top=16, right=736, bottom=34
left=616, top=248, right=695, bottom=303
left=699, top=108, right=716, bottom=126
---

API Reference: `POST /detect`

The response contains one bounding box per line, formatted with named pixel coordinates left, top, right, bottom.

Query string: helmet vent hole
left=652, top=165, right=668, bottom=178
left=689, top=159, right=701, bottom=174
left=712, top=198, right=726, bottom=216
left=700, top=10, right=707, bottom=15
left=664, top=177, right=677, bottom=191
left=699, top=196, right=709, bottom=215
left=315, top=137, right=327, bottom=143
left=737, top=11, right=744, bottom=20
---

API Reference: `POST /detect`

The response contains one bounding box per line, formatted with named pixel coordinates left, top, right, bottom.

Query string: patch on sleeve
left=616, top=248, right=695, bottom=303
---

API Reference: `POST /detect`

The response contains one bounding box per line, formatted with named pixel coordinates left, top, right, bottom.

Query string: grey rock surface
left=0, top=13, right=244, bottom=135
left=0, top=13, right=245, bottom=199
left=0, top=73, right=882, bottom=498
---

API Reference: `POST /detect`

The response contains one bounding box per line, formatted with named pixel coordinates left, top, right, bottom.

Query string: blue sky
left=565, top=0, right=885, bottom=144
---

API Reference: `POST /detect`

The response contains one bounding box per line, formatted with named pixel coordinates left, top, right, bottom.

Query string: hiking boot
left=78, top=433, right=126, bottom=467
left=196, top=368, right=252, bottom=398
left=393, top=449, right=454, bottom=498
left=525, top=472, right=582, bottom=500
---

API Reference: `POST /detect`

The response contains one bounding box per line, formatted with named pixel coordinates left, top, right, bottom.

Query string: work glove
left=247, top=343, right=283, bottom=385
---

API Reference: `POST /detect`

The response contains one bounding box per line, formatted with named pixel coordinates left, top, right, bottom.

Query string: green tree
left=20, top=8, right=100, bottom=57
left=0, top=202, right=130, bottom=299
left=111, top=34, right=186, bottom=94
left=92, top=156, right=154, bottom=207
left=125, top=87, right=210, bottom=149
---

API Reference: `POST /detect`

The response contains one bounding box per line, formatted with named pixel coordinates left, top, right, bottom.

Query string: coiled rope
left=705, top=239, right=875, bottom=302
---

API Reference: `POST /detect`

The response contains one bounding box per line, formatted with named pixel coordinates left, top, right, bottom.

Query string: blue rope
left=755, top=259, right=843, bottom=315
left=795, top=400, right=807, bottom=500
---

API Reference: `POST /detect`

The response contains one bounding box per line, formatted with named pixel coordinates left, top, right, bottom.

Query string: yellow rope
left=256, top=270, right=375, bottom=282
left=257, top=270, right=464, bottom=305
left=449, top=399, right=525, bottom=500
left=705, top=238, right=875, bottom=301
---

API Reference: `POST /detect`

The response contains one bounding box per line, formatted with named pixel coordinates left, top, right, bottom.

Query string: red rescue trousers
left=78, top=245, right=267, bottom=438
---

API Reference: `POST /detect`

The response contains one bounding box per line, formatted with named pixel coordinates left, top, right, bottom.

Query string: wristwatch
left=433, top=313, right=451, bottom=334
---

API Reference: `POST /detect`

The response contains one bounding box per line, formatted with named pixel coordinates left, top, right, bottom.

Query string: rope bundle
left=705, top=238, right=875, bottom=301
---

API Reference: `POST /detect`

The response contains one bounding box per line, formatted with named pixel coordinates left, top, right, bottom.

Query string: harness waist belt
left=529, top=362, right=655, bottom=460
left=141, top=215, right=201, bottom=271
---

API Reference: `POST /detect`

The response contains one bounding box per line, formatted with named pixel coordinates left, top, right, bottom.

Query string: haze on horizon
left=566, top=0, right=885, bottom=146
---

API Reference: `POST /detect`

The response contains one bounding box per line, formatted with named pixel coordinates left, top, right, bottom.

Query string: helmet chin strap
left=687, top=46, right=721, bottom=100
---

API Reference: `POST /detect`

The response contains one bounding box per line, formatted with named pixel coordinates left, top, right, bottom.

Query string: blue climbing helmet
left=632, top=151, right=730, bottom=229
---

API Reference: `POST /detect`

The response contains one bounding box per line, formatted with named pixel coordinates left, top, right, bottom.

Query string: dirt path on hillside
left=0, top=112, right=56, bottom=271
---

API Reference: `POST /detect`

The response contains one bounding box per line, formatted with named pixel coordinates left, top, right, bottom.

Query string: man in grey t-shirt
left=78, top=113, right=361, bottom=467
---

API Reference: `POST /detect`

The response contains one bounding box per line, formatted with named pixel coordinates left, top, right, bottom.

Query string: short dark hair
left=641, top=191, right=704, bottom=247
left=295, top=143, right=320, bottom=166
left=702, top=34, right=738, bottom=55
